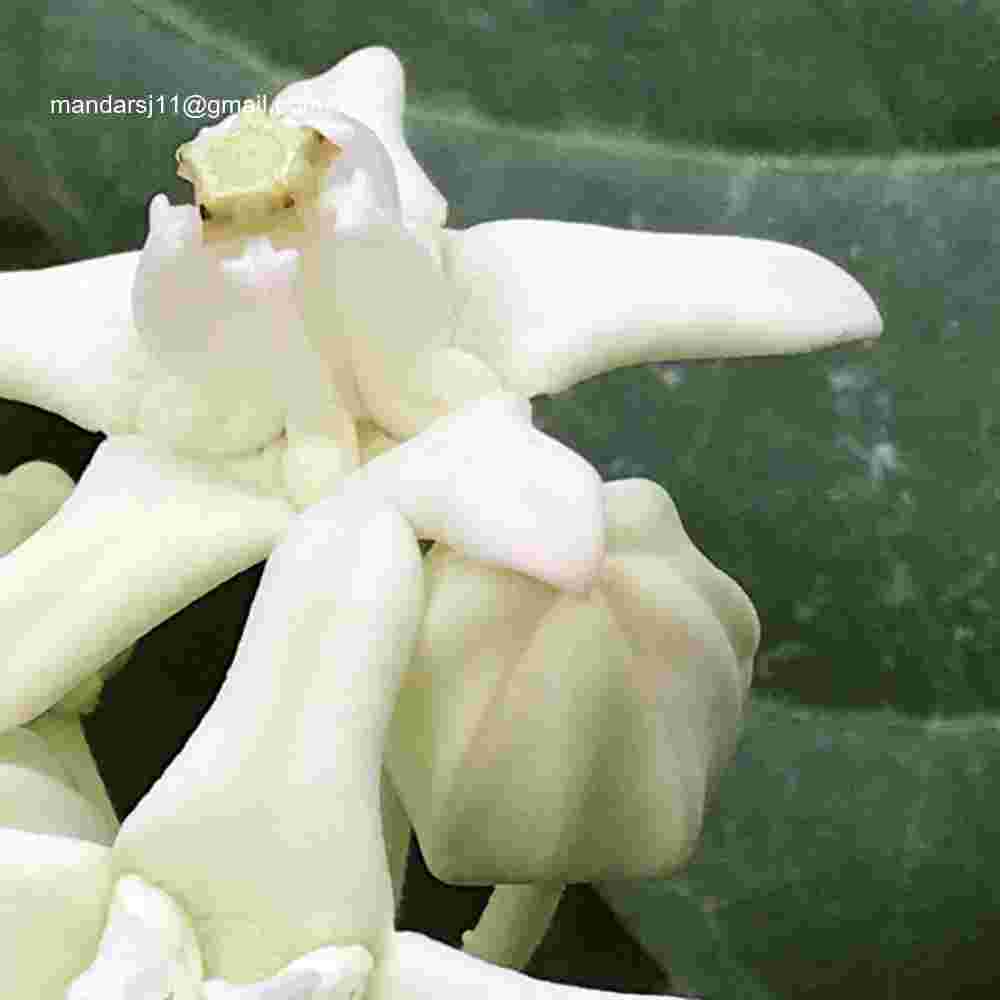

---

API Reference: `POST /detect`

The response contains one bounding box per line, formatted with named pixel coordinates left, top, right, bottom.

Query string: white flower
left=0, top=45, right=881, bottom=736
left=57, top=470, right=690, bottom=999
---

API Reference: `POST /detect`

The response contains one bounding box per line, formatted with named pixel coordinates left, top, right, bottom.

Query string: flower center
left=175, top=108, right=338, bottom=241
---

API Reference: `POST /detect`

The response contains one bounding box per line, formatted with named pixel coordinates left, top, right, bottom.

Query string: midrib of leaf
left=124, top=0, right=1000, bottom=179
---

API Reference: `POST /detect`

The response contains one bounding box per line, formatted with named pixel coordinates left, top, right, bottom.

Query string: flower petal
left=301, top=219, right=493, bottom=439
left=66, top=875, right=204, bottom=1000
left=444, top=219, right=884, bottom=396
left=0, top=828, right=113, bottom=998
left=359, top=395, right=605, bottom=591
left=0, top=460, right=74, bottom=555
left=0, top=436, right=291, bottom=732
left=273, top=47, right=447, bottom=226
left=371, top=931, right=686, bottom=1000
left=0, top=252, right=149, bottom=433
left=112, top=488, right=423, bottom=980
left=0, top=723, right=115, bottom=844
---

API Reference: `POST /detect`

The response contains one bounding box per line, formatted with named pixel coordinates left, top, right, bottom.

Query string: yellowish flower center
left=175, top=108, right=338, bottom=241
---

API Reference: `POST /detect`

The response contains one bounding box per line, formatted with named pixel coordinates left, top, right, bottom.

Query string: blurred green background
left=1, top=1, right=999, bottom=996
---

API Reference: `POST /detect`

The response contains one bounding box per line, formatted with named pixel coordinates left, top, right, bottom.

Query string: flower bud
left=387, top=478, right=758, bottom=883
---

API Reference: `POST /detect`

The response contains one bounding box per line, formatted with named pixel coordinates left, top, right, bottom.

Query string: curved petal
left=371, top=932, right=686, bottom=1000
left=67, top=875, right=204, bottom=1000
left=0, top=252, right=149, bottom=433
left=0, top=724, right=115, bottom=844
left=0, top=436, right=291, bottom=732
left=0, top=828, right=114, bottom=999
left=27, top=713, right=119, bottom=837
left=273, top=46, right=447, bottom=226
left=301, top=218, right=488, bottom=439
left=112, top=488, right=423, bottom=980
left=358, top=395, right=605, bottom=592
left=0, top=460, right=74, bottom=555
left=444, top=219, right=884, bottom=396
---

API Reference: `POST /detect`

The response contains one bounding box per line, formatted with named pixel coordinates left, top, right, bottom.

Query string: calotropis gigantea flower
left=388, top=478, right=758, bottom=890
left=58, top=475, right=688, bottom=999
left=1, top=45, right=881, bottom=733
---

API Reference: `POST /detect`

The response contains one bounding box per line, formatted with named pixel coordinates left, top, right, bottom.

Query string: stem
left=462, top=883, right=565, bottom=970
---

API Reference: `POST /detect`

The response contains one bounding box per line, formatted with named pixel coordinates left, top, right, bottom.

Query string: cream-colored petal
left=445, top=219, right=883, bottom=396
left=371, top=931, right=686, bottom=1000
left=0, top=725, right=114, bottom=844
left=273, top=47, right=447, bottom=226
left=0, top=460, right=74, bottom=554
left=0, top=436, right=291, bottom=732
left=112, top=487, right=423, bottom=980
left=388, top=479, right=754, bottom=884
left=67, top=874, right=204, bottom=1000
left=359, top=395, right=605, bottom=592
left=27, top=712, right=119, bottom=837
left=300, top=219, right=460, bottom=439
left=0, top=252, right=149, bottom=433
left=0, top=828, right=114, bottom=999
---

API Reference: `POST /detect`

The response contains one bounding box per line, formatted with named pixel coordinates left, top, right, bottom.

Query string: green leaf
left=601, top=695, right=1000, bottom=999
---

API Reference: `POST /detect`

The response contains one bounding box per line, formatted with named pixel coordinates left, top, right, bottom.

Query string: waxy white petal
left=302, top=220, right=491, bottom=439
left=273, top=46, right=447, bottom=227
left=0, top=724, right=114, bottom=844
left=0, top=436, right=291, bottom=731
left=370, top=931, right=687, bottom=1000
left=445, top=219, right=884, bottom=396
left=359, top=395, right=605, bottom=592
left=112, top=488, right=423, bottom=980
left=67, top=875, right=204, bottom=1000
left=0, top=460, right=74, bottom=555
left=0, top=252, right=148, bottom=433
left=0, top=828, right=113, bottom=998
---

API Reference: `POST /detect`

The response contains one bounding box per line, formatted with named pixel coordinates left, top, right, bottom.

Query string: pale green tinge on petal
left=112, top=488, right=423, bottom=981
left=0, top=435, right=291, bottom=732
left=462, top=883, right=565, bottom=971
left=388, top=479, right=756, bottom=885
left=359, top=394, right=605, bottom=592
left=66, top=874, right=204, bottom=1000
left=444, top=219, right=883, bottom=397
left=0, top=828, right=114, bottom=999
left=0, top=252, right=149, bottom=434
left=371, top=931, right=687, bottom=1000
left=273, top=46, right=448, bottom=227
left=23, top=713, right=118, bottom=838
left=0, top=723, right=115, bottom=844
left=381, top=768, right=412, bottom=909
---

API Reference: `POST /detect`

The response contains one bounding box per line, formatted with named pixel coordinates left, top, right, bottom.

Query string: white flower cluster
left=0, top=46, right=880, bottom=998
